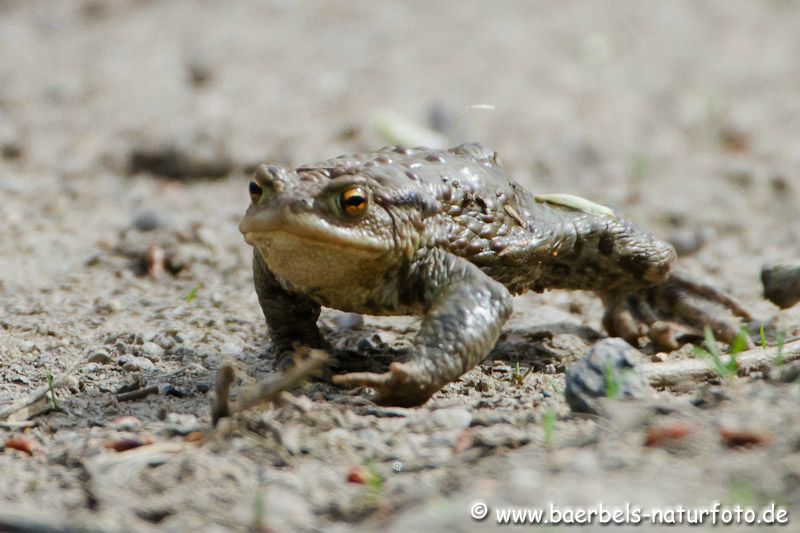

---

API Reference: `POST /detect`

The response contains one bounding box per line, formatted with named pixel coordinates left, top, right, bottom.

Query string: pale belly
left=253, top=231, right=411, bottom=314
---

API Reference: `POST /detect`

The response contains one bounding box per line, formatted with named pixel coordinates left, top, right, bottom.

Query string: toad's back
left=307, top=143, right=676, bottom=295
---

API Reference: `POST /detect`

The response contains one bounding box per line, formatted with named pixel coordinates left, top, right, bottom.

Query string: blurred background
left=3, top=1, right=799, bottom=185
left=3, top=0, right=799, bottom=286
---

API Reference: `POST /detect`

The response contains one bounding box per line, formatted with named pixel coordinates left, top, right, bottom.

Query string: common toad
left=240, top=144, right=750, bottom=406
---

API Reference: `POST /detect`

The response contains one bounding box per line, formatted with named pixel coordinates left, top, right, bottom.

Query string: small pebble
left=160, top=384, right=185, bottom=397
left=18, top=341, right=36, bottom=354
left=565, top=338, right=650, bottom=415
left=94, top=299, right=121, bottom=314
left=87, top=348, right=111, bottom=364
left=476, top=376, right=493, bottom=393
left=164, top=413, right=200, bottom=435
left=132, top=210, right=163, bottom=232
left=220, top=342, right=243, bottom=357
left=110, top=416, right=142, bottom=431
left=83, top=363, right=102, bottom=373
left=152, top=333, right=175, bottom=351
left=141, top=342, right=165, bottom=361
left=761, top=261, right=800, bottom=309
left=118, top=355, right=155, bottom=372
left=331, top=312, right=364, bottom=330
left=650, top=352, right=668, bottom=363
left=431, top=408, right=473, bottom=429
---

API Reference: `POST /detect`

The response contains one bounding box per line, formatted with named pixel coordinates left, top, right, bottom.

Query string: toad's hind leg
left=513, top=208, right=751, bottom=349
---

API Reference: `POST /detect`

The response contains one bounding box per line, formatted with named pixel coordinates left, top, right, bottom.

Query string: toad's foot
left=332, top=362, right=441, bottom=407
left=601, top=272, right=753, bottom=351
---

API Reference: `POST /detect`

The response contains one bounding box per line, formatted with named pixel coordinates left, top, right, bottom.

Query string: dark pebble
left=761, top=261, right=800, bottom=309
left=564, top=338, right=649, bottom=415
left=132, top=211, right=164, bottom=231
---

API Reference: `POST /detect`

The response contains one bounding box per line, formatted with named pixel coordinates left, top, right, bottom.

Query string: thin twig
left=116, top=385, right=159, bottom=402
left=235, top=349, right=328, bottom=412
left=644, top=339, right=800, bottom=387
left=0, top=420, right=36, bottom=429
left=211, top=362, right=235, bottom=426
left=213, top=349, right=328, bottom=424
left=0, top=357, right=83, bottom=421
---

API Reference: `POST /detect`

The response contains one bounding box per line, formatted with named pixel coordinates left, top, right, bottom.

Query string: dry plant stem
left=0, top=356, right=83, bottom=421
left=0, top=421, right=36, bottom=429
left=211, top=363, right=236, bottom=425
left=644, top=339, right=800, bottom=387
left=214, top=349, right=328, bottom=422
left=236, top=349, right=328, bottom=412
left=116, top=385, right=159, bottom=402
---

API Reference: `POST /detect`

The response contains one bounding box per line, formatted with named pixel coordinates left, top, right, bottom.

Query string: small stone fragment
left=761, top=261, right=800, bottom=309
left=87, top=348, right=112, bottom=364
left=141, top=342, right=165, bottom=361
left=110, top=416, right=142, bottom=431
left=132, top=210, right=163, bottom=232
left=164, top=413, right=200, bottom=435
left=431, top=408, right=473, bottom=429
left=17, top=341, right=36, bottom=354
left=565, top=338, right=650, bottom=415
left=118, top=355, right=156, bottom=372
left=151, top=333, right=176, bottom=351
left=331, top=312, right=364, bottom=330
left=83, top=362, right=102, bottom=373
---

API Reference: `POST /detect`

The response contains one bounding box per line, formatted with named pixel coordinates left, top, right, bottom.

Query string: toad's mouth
left=242, top=230, right=385, bottom=255
left=240, top=215, right=388, bottom=255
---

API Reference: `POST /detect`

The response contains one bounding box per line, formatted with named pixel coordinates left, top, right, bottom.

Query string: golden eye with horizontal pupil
left=249, top=181, right=263, bottom=204
left=340, top=187, right=368, bottom=216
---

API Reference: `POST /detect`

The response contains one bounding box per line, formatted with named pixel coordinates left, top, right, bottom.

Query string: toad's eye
left=249, top=181, right=263, bottom=204
left=340, top=186, right=368, bottom=216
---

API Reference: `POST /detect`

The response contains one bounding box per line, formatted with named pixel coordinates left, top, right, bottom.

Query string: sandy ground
left=2, top=1, right=800, bottom=531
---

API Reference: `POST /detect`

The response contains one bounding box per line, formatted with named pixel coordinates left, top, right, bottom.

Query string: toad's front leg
left=333, top=249, right=513, bottom=407
left=253, top=250, right=329, bottom=368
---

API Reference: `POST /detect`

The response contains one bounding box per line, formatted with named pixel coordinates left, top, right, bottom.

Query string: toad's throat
left=246, top=230, right=398, bottom=312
